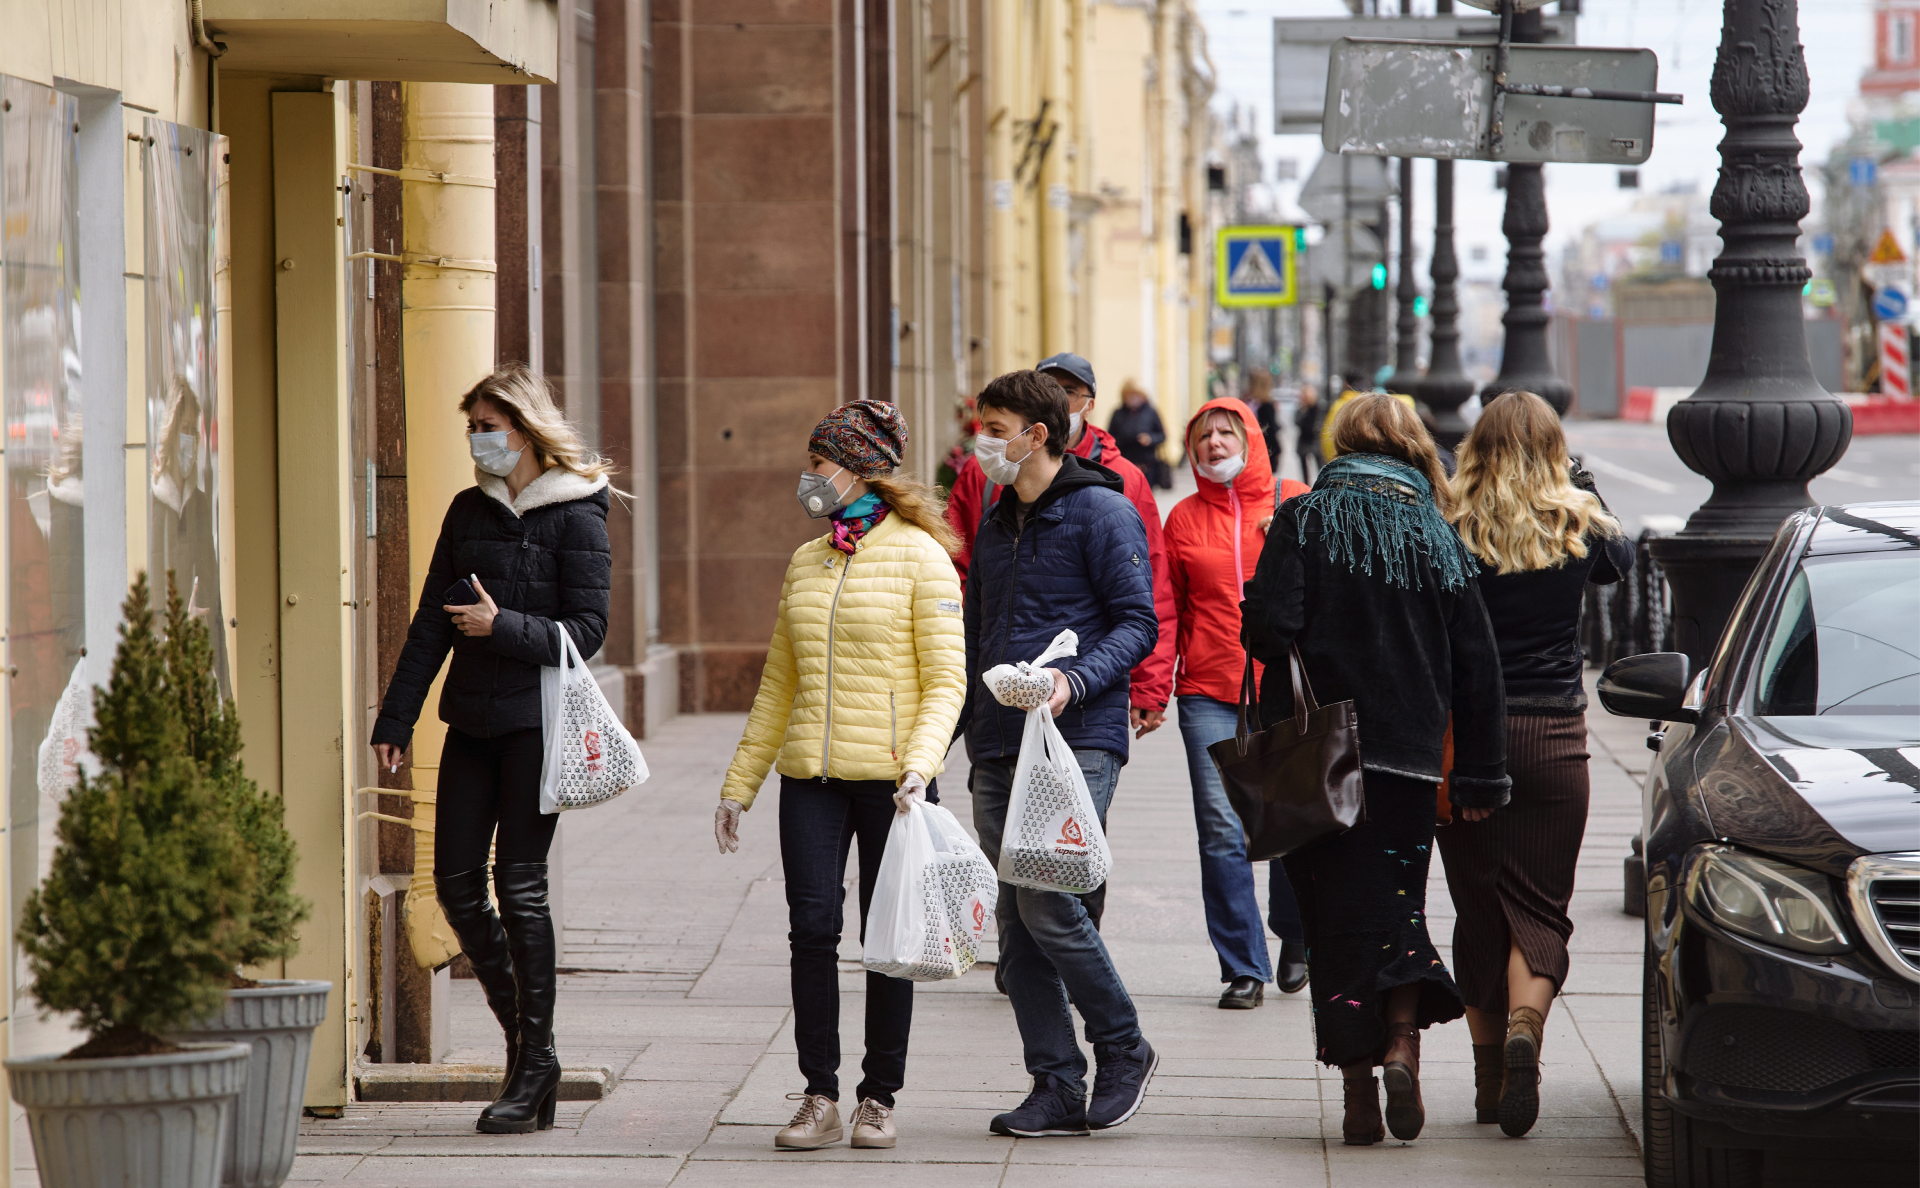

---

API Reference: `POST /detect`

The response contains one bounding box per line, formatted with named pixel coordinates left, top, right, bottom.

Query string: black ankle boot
left=435, top=867, right=521, bottom=1083
left=478, top=863, right=562, bottom=1134
left=1276, top=940, right=1309, bottom=994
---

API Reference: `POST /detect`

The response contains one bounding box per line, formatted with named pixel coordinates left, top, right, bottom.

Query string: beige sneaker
left=774, top=1093, right=842, bottom=1149
left=849, top=1098, right=896, bottom=1149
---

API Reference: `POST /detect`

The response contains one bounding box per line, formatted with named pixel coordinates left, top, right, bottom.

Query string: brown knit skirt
left=1437, top=713, right=1591, bottom=1013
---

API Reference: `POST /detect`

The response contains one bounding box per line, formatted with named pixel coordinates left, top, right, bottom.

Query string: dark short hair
left=977, top=370, right=1070, bottom=457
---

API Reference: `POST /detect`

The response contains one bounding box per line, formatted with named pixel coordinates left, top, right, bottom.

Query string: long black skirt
left=1282, top=770, right=1463, bottom=1068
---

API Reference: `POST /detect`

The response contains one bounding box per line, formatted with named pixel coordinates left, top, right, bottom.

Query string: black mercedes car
left=1598, top=502, right=1919, bottom=1187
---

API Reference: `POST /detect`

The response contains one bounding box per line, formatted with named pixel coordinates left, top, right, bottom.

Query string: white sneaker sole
left=850, top=1132, right=896, bottom=1149
left=774, top=1126, right=844, bottom=1150
left=1087, top=1048, right=1159, bottom=1131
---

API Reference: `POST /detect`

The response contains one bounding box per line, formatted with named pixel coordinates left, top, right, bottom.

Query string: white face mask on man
left=974, top=425, right=1036, bottom=486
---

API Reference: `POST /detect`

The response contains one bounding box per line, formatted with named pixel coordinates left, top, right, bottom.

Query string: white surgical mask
left=1196, top=452, right=1246, bottom=485
left=469, top=430, right=524, bottom=477
left=975, top=425, right=1035, bottom=486
left=175, top=433, right=198, bottom=474
left=1068, top=410, right=1084, bottom=440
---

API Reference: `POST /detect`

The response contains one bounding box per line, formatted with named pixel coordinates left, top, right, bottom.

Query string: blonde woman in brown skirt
left=1440, top=391, right=1635, bottom=1138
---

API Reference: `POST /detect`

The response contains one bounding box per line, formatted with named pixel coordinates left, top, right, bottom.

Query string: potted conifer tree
left=5, top=575, right=255, bottom=1188
left=160, top=578, right=325, bottom=1188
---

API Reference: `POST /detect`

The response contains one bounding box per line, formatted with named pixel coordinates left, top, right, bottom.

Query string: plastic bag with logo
left=865, top=800, right=963, bottom=981
left=987, top=630, right=1112, bottom=894
left=37, top=656, right=97, bottom=805
left=922, top=803, right=998, bottom=973
left=538, top=622, right=650, bottom=813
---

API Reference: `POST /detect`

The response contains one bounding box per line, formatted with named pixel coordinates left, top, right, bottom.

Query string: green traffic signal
left=1370, top=263, right=1387, bottom=290
left=1413, top=295, right=1429, bottom=317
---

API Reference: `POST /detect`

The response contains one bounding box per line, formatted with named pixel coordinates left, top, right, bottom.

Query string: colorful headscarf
left=808, top=399, right=907, bottom=479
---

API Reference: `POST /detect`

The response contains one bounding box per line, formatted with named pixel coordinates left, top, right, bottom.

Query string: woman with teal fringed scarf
left=1241, top=394, right=1511, bottom=1149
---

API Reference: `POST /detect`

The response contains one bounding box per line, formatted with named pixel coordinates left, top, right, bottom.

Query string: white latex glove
left=714, top=800, right=743, bottom=853
left=894, top=772, right=927, bottom=816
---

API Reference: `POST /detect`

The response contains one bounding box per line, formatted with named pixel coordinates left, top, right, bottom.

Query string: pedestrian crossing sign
left=1216, top=226, right=1299, bottom=308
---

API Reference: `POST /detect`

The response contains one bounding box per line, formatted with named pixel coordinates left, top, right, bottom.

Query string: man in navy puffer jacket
left=962, top=370, right=1160, bottom=1140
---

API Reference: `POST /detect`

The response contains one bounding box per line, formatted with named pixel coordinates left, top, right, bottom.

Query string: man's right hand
left=1046, top=669, right=1071, bottom=717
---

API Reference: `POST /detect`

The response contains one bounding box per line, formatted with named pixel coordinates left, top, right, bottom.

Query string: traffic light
left=1294, top=226, right=1307, bottom=249
left=1370, top=263, right=1387, bottom=290
left=1413, top=295, right=1429, bottom=317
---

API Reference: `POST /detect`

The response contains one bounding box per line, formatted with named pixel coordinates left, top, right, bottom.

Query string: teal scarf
left=1293, top=453, right=1475, bottom=592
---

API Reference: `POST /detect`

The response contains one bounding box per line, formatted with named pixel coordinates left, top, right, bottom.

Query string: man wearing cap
left=946, top=353, right=1176, bottom=752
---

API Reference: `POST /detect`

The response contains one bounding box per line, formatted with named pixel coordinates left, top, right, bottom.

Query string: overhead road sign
left=1300, top=222, right=1384, bottom=293
left=1216, top=227, right=1300, bottom=308
left=1273, top=13, right=1576, bottom=132
left=1296, top=153, right=1395, bottom=225
left=1321, top=39, right=1669, bottom=164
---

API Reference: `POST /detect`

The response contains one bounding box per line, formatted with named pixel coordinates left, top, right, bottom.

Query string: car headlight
left=1685, top=844, right=1852, bottom=955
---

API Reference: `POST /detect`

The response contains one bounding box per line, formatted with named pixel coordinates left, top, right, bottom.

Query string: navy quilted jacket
left=963, top=453, right=1158, bottom=762
left=372, top=468, right=612, bottom=749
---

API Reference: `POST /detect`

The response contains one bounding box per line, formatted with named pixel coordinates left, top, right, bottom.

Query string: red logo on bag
left=972, top=901, right=986, bottom=932
left=1057, top=816, right=1083, bottom=849
left=583, top=730, right=602, bottom=762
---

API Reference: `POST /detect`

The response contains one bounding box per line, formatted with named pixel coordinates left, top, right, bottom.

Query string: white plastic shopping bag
left=36, top=656, right=96, bottom=804
left=538, top=623, right=649, bottom=813
left=923, top=803, right=999, bottom=973
left=864, top=800, right=958, bottom=981
left=986, top=631, right=1112, bottom=894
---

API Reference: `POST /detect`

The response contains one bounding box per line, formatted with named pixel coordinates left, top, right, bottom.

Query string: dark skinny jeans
left=435, top=727, right=559, bottom=874
left=780, top=775, right=914, bottom=1107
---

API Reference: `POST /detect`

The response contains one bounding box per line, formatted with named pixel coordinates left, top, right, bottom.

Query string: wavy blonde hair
left=867, top=472, right=962, bottom=557
left=1449, top=390, right=1621, bottom=574
left=459, top=364, right=616, bottom=482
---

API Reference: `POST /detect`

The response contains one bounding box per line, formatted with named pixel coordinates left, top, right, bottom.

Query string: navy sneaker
left=988, top=1077, right=1089, bottom=1137
left=1087, top=1038, right=1158, bottom=1130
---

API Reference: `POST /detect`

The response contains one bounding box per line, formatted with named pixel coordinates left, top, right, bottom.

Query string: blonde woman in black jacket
left=1440, top=390, right=1632, bottom=1138
left=371, top=364, right=613, bottom=1135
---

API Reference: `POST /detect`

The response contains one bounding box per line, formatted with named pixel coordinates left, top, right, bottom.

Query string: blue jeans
left=1177, top=696, right=1303, bottom=982
left=972, top=748, right=1141, bottom=1094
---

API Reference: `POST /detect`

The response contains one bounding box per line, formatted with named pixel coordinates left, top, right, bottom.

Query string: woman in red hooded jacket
left=1166, top=398, right=1312, bottom=1009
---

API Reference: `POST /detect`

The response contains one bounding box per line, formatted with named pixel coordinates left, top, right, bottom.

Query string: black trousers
left=435, top=727, right=559, bottom=874
left=779, top=775, right=914, bottom=1107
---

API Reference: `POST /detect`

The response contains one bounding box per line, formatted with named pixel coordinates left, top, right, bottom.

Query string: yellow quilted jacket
left=721, top=512, right=966, bottom=808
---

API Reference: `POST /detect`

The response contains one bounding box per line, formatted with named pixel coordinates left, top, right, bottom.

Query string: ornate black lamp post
left=1480, top=7, right=1572, bottom=414
left=1388, top=156, right=1423, bottom=393
left=1649, top=0, right=1851, bottom=667
left=1414, top=0, right=1477, bottom=443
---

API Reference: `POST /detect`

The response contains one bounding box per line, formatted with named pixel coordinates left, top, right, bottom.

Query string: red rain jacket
left=1165, top=397, right=1309, bottom=705
left=946, top=422, right=1177, bottom=713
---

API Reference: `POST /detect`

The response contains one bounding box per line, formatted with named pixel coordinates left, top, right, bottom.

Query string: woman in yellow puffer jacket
left=714, top=399, right=966, bottom=1153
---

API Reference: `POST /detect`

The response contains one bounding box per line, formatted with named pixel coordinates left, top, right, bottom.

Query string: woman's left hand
left=445, top=575, right=499, bottom=637
left=1459, top=805, right=1496, bottom=822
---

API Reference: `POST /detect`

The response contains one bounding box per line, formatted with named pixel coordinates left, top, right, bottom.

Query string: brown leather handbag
left=1207, top=646, right=1365, bottom=862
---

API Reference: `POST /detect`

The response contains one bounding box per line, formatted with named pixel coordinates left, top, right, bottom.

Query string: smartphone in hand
left=444, top=578, right=480, bottom=607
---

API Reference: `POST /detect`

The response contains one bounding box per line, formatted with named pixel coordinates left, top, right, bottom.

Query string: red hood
left=1184, top=397, right=1275, bottom=511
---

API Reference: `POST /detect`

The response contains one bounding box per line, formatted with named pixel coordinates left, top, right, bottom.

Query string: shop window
left=141, top=118, right=230, bottom=695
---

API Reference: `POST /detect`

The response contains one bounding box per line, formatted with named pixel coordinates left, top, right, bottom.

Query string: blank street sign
left=1217, top=226, right=1300, bottom=308
left=1321, top=39, right=1660, bottom=165
left=1296, top=153, right=1396, bottom=225
left=1273, top=14, right=1576, bottom=132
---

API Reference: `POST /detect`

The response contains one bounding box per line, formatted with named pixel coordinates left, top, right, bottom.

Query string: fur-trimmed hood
left=477, top=465, right=609, bottom=516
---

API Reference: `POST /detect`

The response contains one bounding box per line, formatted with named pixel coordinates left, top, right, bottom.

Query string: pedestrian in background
left=961, top=370, right=1161, bottom=1138
left=1440, top=390, right=1633, bottom=1138
left=1165, top=398, right=1312, bottom=1009
left=1240, top=393, right=1509, bottom=1147
left=371, top=364, right=613, bottom=1135
left=713, top=400, right=966, bottom=1153
left=1292, top=386, right=1322, bottom=482
left=1108, top=380, right=1170, bottom=488
left=1241, top=369, right=1281, bottom=472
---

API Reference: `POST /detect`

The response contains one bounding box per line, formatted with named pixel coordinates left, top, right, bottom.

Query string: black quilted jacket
left=371, top=469, right=611, bottom=749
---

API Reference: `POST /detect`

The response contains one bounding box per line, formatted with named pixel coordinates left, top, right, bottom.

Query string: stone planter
left=180, top=980, right=331, bottom=1188
left=6, top=1041, right=252, bottom=1188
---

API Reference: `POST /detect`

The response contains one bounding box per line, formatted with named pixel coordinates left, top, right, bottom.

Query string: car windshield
left=1752, top=552, right=1919, bottom=721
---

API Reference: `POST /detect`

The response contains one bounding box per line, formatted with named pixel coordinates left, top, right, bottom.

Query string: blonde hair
left=1449, top=390, right=1621, bottom=574
left=868, top=472, right=962, bottom=557
left=459, top=364, right=616, bottom=482
left=1186, top=406, right=1248, bottom=460
left=1328, top=392, right=1455, bottom=515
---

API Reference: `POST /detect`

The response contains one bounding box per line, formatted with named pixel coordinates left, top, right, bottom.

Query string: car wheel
left=1642, top=943, right=1763, bottom=1188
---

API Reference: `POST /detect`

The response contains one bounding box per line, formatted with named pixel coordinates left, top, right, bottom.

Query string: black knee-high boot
left=434, top=867, right=521, bottom=1082
left=478, top=862, right=562, bottom=1134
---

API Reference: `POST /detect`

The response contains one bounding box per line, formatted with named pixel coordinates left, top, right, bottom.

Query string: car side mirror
left=1598, top=653, right=1698, bottom=723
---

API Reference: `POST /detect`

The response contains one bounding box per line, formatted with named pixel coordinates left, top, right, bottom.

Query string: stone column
left=1648, top=0, right=1852, bottom=666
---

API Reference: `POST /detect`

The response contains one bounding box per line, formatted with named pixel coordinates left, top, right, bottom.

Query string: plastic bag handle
left=1028, top=629, right=1079, bottom=669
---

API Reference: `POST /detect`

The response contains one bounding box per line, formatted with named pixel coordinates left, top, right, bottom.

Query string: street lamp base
left=1647, top=533, right=1776, bottom=671
left=1481, top=372, right=1571, bottom=416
